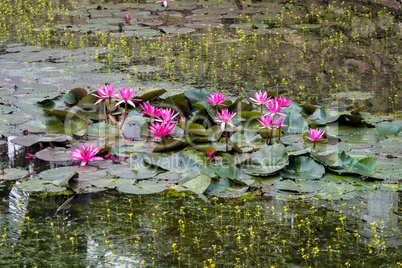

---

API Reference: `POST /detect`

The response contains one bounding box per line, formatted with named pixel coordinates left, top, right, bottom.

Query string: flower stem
left=120, top=102, right=128, bottom=128
left=109, top=97, right=112, bottom=122
left=268, top=129, right=273, bottom=145
left=277, top=128, right=282, bottom=143
left=225, top=125, right=228, bottom=153
left=162, top=136, right=168, bottom=152
left=103, top=101, right=108, bottom=124
left=313, top=141, right=316, bottom=148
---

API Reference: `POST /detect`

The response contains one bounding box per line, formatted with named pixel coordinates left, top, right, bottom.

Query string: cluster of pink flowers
left=140, top=103, right=179, bottom=140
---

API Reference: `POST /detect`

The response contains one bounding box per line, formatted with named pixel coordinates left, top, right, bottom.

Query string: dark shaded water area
left=0, top=0, right=402, bottom=267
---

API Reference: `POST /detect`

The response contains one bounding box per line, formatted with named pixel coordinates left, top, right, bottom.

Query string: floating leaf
left=280, top=156, right=325, bottom=180
left=0, top=168, right=29, bottom=181
left=16, top=177, right=68, bottom=193
left=241, top=144, right=289, bottom=176
left=38, top=166, right=77, bottom=187
left=11, top=134, right=73, bottom=147
left=107, top=165, right=137, bottom=179
left=178, top=121, right=207, bottom=136
left=35, top=147, right=73, bottom=162
left=183, top=89, right=210, bottom=104
left=273, top=179, right=323, bottom=193
left=117, top=180, right=166, bottom=195
left=87, top=122, right=119, bottom=137
left=139, top=89, right=166, bottom=101
left=179, top=173, right=211, bottom=194
left=375, top=121, right=402, bottom=136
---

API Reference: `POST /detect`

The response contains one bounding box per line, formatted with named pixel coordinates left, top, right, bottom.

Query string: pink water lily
left=71, top=143, right=103, bottom=167
left=305, top=128, right=326, bottom=148
left=250, top=91, right=270, bottom=106
left=156, top=0, right=174, bottom=8
left=275, top=96, right=292, bottom=107
left=91, top=84, right=117, bottom=105
left=155, top=108, right=179, bottom=124
left=125, top=15, right=131, bottom=21
left=139, top=102, right=163, bottom=119
left=115, top=87, right=142, bottom=108
left=213, top=109, right=237, bottom=153
left=207, top=92, right=229, bottom=107
left=213, top=109, right=237, bottom=132
left=272, top=117, right=288, bottom=143
left=263, top=99, right=287, bottom=118
left=148, top=121, right=176, bottom=139
left=257, top=115, right=273, bottom=145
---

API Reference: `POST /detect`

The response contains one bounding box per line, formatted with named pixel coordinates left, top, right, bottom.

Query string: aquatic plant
left=304, top=128, right=326, bottom=148
left=250, top=91, right=270, bottom=115
left=91, top=84, right=118, bottom=124
left=213, top=109, right=237, bottom=153
left=115, top=87, right=142, bottom=127
left=70, top=143, right=103, bottom=166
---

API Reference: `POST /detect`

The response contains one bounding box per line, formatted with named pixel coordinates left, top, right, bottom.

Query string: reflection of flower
left=71, top=143, right=103, bottom=167
left=250, top=91, right=270, bottom=106
left=115, top=87, right=142, bottom=108
left=207, top=92, right=229, bottom=107
left=156, top=0, right=174, bottom=8
left=148, top=121, right=176, bottom=139
left=91, top=84, right=117, bottom=105
left=213, top=109, right=237, bottom=132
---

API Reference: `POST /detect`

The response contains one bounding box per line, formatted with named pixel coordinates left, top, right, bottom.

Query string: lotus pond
left=0, top=0, right=402, bottom=267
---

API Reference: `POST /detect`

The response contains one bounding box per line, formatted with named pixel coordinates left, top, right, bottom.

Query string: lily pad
left=35, top=147, right=73, bottom=162
left=241, top=144, right=289, bottom=176
left=38, top=166, right=77, bottom=187
left=116, top=180, right=166, bottom=195
left=16, top=177, right=68, bottom=193
left=375, top=121, right=402, bottom=136
left=0, top=168, right=29, bottom=181
left=179, top=173, right=211, bottom=194
left=280, top=156, right=325, bottom=180
left=87, top=122, right=119, bottom=137
left=11, top=134, right=73, bottom=147
left=273, top=179, right=323, bottom=193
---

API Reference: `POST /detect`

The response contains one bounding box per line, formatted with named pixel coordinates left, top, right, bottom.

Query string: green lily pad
left=107, top=165, right=137, bottom=179
left=144, top=153, right=199, bottom=172
left=309, top=107, right=340, bottom=125
left=117, top=180, right=166, bottom=195
left=11, top=134, right=73, bottom=147
left=0, top=168, right=29, bottom=181
left=179, top=173, right=211, bottom=194
left=282, top=113, right=309, bottom=134
left=375, top=121, right=402, bottom=136
left=139, top=89, right=166, bottom=102
left=0, top=104, right=16, bottom=114
left=183, top=89, right=211, bottom=104
left=205, top=178, right=249, bottom=198
left=280, top=156, right=325, bottom=180
left=273, top=179, right=323, bottom=193
left=178, top=121, right=208, bottom=136
left=317, top=182, right=356, bottom=200
left=241, top=144, right=289, bottom=176
left=38, top=166, right=77, bottom=187
left=16, top=176, right=68, bottom=193
left=0, top=114, right=27, bottom=125
left=87, top=122, right=119, bottom=137
left=35, top=147, right=73, bottom=162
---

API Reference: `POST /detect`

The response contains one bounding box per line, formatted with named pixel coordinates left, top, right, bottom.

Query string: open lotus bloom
left=213, top=109, right=237, bottom=132
left=250, top=91, right=270, bottom=106
left=263, top=99, right=287, bottom=118
left=91, top=84, right=118, bottom=105
left=71, top=143, right=103, bottom=167
left=148, top=121, right=176, bottom=139
left=155, top=108, right=179, bottom=124
left=139, top=102, right=163, bottom=118
left=206, top=92, right=229, bottom=106
left=115, top=87, right=142, bottom=108
left=306, top=128, right=326, bottom=142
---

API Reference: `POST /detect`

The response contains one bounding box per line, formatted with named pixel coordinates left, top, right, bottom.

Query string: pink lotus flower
left=139, top=102, right=163, bottom=118
left=250, top=91, right=270, bottom=106
left=263, top=100, right=287, bottom=118
left=156, top=0, right=174, bottom=8
left=155, top=108, right=179, bottom=124
left=148, top=121, right=176, bottom=139
left=272, top=117, right=288, bottom=130
left=213, top=109, right=237, bottom=132
left=70, top=143, right=103, bottom=167
left=305, top=128, right=326, bottom=148
left=125, top=15, right=131, bottom=21
left=306, top=128, right=325, bottom=142
left=257, top=115, right=273, bottom=129
left=91, top=84, right=118, bottom=105
left=206, top=92, right=229, bottom=107
left=115, top=87, right=142, bottom=108
left=275, top=96, right=292, bottom=107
